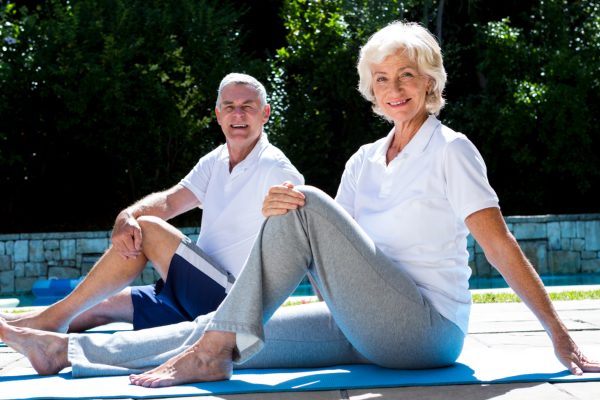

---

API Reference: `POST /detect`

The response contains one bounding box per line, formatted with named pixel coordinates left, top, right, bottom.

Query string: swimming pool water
left=3, top=274, right=600, bottom=308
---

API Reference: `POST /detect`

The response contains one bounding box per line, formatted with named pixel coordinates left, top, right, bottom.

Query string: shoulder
left=436, top=124, right=481, bottom=159
left=346, top=136, right=387, bottom=166
left=256, top=142, right=303, bottom=182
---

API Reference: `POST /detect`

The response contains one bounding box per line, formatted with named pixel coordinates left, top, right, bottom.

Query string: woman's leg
left=68, top=302, right=366, bottom=377
left=207, top=185, right=464, bottom=368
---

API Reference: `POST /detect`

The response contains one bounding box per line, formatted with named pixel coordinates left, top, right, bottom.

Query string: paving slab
left=1, top=299, right=599, bottom=400
left=348, top=382, right=576, bottom=400
left=555, top=381, right=600, bottom=400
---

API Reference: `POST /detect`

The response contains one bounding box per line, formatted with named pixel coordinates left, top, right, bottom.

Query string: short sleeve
left=335, top=147, right=366, bottom=217
left=267, top=158, right=305, bottom=188
left=179, top=147, right=220, bottom=204
left=444, top=136, right=500, bottom=221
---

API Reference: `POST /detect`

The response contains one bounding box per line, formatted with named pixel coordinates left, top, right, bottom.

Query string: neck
left=227, top=135, right=261, bottom=172
left=386, top=113, right=428, bottom=164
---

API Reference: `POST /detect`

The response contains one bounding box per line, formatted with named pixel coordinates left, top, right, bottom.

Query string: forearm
left=486, top=239, right=569, bottom=341
left=121, top=192, right=171, bottom=220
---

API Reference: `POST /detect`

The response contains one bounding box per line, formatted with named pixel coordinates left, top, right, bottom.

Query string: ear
left=215, top=107, right=223, bottom=126
left=262, top=104, right=271, bottom=123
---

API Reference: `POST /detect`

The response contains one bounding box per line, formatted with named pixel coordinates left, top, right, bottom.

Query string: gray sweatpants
left=69, top=186, right=464, bottom=377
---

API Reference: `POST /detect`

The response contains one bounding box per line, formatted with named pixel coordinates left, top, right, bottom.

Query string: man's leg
left=7, top=216, right=183, bottom=333
left=66, top=288, right=134, bottom=333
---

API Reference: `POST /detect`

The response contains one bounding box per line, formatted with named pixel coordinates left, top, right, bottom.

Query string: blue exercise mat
left=1, top=346, right=599, bottom=399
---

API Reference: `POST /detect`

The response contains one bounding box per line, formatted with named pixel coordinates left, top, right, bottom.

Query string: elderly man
left=3, top=73, right=303, bottom=333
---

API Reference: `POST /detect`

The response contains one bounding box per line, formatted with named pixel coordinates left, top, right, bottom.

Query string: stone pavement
left=1, top=296, right=599, bottom=400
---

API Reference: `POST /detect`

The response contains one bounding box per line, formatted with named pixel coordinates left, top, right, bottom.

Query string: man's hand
left=111, top=211, right=143, bottom=259
left=262, top=182, right=305, bottom=217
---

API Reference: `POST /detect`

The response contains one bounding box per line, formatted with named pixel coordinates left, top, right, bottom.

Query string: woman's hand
left=553, top=332, right=600, bottom=375
left=111, top=210, right=143, bottom=260
left=262, top=182, right=305, bottom=217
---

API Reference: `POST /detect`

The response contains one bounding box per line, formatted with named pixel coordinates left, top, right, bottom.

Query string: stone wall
left=468, top=214, right=600, bottom=278
left=0, top=227, right=199, bottom=295
left=1, top=215, right=599, bottom=295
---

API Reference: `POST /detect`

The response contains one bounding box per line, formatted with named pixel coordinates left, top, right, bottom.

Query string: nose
left=233, top=106, right=246, bottom=116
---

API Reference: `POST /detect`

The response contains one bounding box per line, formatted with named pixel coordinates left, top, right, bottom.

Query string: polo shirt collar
left=219, top=132, right=269, bottom=172
left=370, top=115, right=440, bottom=163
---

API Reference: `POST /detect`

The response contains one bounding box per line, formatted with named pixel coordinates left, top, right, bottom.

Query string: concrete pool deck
left=1, top=291, right=600, bottom=399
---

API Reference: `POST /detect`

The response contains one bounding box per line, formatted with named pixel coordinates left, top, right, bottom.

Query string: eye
left=375, top=76, right=387, bottom=83
left=400, top=72, right=415, bottom=80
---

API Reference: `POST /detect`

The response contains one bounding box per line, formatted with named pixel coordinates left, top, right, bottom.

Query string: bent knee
left=295, top=185, right=335, bottom=209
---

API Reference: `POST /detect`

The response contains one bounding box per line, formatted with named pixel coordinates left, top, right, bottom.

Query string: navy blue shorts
left=130, top=237, right=235, bottom=330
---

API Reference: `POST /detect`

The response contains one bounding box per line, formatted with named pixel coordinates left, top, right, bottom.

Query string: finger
left=132, top=227, right=143, bottom=251
left=266, top=193, right=305, bottom=206
left=262, top=208, right=291, bottom=217
left=268, top=184, right=305, bottom=199
left=579, top=358, right=600, bottom=372
left=568, top=360, right=583, bottom=376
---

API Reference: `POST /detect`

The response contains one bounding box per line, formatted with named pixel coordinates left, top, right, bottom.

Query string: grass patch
left=472, top=290, right=600, bottom=303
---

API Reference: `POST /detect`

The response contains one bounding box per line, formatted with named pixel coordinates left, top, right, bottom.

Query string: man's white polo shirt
left=180, top=133, right=304, bottom=278
left=335, top=116, right=499, bottom=333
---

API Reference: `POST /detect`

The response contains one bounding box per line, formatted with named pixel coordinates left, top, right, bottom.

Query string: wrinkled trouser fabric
left=69, top=186, right=464, bottom=377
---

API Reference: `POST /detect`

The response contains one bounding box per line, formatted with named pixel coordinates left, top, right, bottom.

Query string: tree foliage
left=1, top=0, right=598, bottom=233
left=269, top=0, right=600, bottom=213
left=443, top=0, right=600, bottom=213
left=0, top=0, right=264, bottom=232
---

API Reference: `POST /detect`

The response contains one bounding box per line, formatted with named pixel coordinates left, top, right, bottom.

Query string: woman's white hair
left=357, top=21, right=446, bottom=117
left=216, top=73, right=268, bottom=109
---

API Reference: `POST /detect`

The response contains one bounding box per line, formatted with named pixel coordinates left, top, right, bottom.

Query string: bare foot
left=5, top=308, right=69, bottom=333
left=0, top=317, right=70, bottom=375
left=129, top=331, right=237, bottom=388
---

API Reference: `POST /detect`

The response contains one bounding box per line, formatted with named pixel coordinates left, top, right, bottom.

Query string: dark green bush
left=0, top=0, right=264, bottom=232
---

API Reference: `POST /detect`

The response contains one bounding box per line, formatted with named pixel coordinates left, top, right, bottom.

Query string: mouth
left=230, top=124, right=249, bottom=129
left=388, top=99, right=409, bottom=106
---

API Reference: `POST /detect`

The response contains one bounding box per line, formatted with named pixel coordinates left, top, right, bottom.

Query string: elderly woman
left=1, top=21, right=598, bottom=386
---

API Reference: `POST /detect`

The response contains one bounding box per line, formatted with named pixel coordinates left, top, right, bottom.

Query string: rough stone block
left=5, top=241, right=13, bottom=256
left=29, top=240, right=45, bottom=262
left=582, top=259, right=600, bottom=273
left=13, top=240, right=28, bottom=262
left=15, top=277, right=38, bottom=293
left=0, top=255, right=11, bottom=271
left=547, top=222, right=561, bottom=250
left=0, top=241, right=4, bottom=255
left=513, top=223, right=546, bottom=240
left=572, top=238, right=585, bottom=251
left=0, top=270, right=15, bottom=294
left=47, top=266, right=80, bottom=279
left=549, top=251, right=581, bottom=274
left=584, top=221, right=600, bottom=251
left=577, top=221, right=586, bottom=238
left=560, top=238, right=571, bottom=250
left=44, top=240, right=60, bottom=250
left=25, top=262, right=47, bottom=278
left=560, top=221, right=577, bottom=238
left=77, top=238, right=109, bottom=254
left=582, top=251, right=597, bottom=260
left=60, top=239, right=77, bottom=260
left=475, top=253, right=496, bottom=277
left=14, top=262, right=24, bottom=278
left=519, top=240, right=548, bottom=275
left=467, top=234, right=474, bottom=248
left=141, top=268, right=159, bottom=285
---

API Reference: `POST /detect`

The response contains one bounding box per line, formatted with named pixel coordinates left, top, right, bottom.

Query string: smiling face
left=371, top=49, right=431, bottom=127
left=215, top=83, right=270, bottom=152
